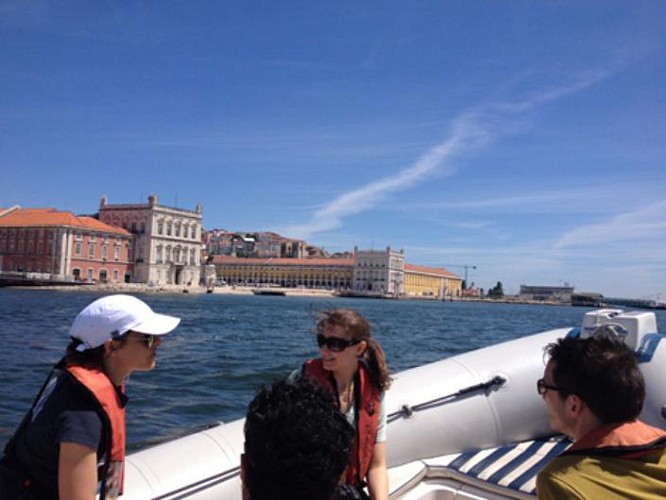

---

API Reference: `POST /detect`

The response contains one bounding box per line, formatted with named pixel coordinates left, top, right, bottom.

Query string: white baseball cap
left=70, top=294, right=181, bottom=352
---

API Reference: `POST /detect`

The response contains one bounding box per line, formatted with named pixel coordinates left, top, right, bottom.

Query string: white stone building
left=99, top=194, right=203, bottom=285
left=352, top=246, right=405, bottom=296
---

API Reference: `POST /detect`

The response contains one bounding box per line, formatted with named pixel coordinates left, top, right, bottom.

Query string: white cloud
left=556, top=200, right=666, bottom=248
left=286, top=66, right=618, bottom=240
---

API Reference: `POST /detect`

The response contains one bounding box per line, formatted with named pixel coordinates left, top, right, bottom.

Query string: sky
left=1, top=1, right=665, bottom=299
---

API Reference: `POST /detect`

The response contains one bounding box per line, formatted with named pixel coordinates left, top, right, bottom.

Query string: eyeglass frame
left=537, top=378, right=572, bottom=397
left=114, top=330, right=157, bottom=349
left=316, top=333, right=361, bottom=352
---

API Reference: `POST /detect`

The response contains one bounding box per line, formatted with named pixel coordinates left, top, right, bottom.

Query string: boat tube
left=122, top=309, right=666, bottom=499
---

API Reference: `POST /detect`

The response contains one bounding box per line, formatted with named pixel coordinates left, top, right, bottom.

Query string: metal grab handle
left=387, top=375, right=507, bottom=423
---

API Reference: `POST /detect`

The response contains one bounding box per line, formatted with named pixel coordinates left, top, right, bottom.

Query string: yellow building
left=213, top=256, right=354, bottom=289
left=404, top=263, right=462, bottom=299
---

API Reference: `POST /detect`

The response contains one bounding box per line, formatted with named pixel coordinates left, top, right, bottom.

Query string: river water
left=1, top=289, right=664, bottom=452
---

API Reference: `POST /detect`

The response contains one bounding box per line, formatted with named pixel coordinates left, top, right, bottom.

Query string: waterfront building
left=353, top=246, right=404, bottom=295
left=0, top=207, right=133, bottom=283
left=212, top=255, right=353, bottom=289
left=98, top=194, right=202, bottom=285
left=519, top=284, right=574, bottom=303
left=404, top=263, right=462, bottom=299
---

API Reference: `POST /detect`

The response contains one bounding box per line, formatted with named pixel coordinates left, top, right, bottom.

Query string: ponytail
left=363, top=338, right=392, bottom=392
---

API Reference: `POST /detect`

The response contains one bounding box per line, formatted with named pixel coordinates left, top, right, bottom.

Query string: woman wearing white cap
left=0, top=294, right=180, bottom=500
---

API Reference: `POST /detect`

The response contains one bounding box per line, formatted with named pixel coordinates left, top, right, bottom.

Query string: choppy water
left=1, top=289, right=664, bottom=452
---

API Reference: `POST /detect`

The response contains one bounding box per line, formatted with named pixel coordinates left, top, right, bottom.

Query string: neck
left=103, top=359, right=130, bottom=386
left=570, top=411, right=603, bottom=442
left=333, top=365, right=357, bottom=390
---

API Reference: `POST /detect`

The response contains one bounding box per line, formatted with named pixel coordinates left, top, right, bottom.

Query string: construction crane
left=443, top=264, right=477, bottom=287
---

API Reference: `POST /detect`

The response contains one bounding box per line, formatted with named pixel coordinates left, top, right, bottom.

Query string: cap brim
left=132, top=312, right=181, bottom=336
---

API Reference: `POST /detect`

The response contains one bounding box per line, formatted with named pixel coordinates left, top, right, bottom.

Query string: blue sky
left=1, top=1, right=665, bottom=299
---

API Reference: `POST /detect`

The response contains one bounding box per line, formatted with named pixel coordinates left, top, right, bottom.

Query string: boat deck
left=389, top=435, right=571, bottom=499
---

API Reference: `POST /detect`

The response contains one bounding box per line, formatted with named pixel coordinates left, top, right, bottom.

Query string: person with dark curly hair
left=242, top=377, right=355, bottom=500
left=293, top=309, right=392, bottom=500
left=536, top=326, right=666, bottom=499
left=0, top=294, right=180, bottom=500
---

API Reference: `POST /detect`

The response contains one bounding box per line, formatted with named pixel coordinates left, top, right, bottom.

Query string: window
left=156, top=245, right=163, bottom=263
left=175, top=222, right=181, bottom=237
left=113, top=269, right=119, bottom=282
left=114, top=246, right=120, bottom=261
left=87, top=268, right=94, bottom=281
left=166, top=221, right=172, bottom=236
left=75, top=242, right=82, bottom=256
left=191, top=224, right=197, bottom=239
left=75, top=232, right=82, bottom=241
left=89, top=233, right=96, bottom=242
left=158, top=220, right=164, bottom=235
left=102, top=245, right=109, bottom=260
left=88, top=243, right=95, bottom=258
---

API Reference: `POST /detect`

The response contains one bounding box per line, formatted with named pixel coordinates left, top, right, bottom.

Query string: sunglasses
left=537, top=378, right=569, bottom=396
left=316, top=333, right=360, bottom=352
left=139, top=334, right=157, bottom=349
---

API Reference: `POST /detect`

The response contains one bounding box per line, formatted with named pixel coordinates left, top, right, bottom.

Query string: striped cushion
left=423, top=435, right=571, bottom=496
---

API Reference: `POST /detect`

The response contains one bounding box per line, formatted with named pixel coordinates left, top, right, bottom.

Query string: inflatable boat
left=122, top=309, right=666, bottom=499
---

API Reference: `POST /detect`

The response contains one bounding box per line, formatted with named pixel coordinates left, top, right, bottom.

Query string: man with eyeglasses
left=0, top=294, right=179, bottom=500
left=536, top=327, right=666, bottom=499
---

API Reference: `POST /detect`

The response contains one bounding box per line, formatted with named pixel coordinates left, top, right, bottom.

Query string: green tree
left=488, top=281, right=504, bottom=298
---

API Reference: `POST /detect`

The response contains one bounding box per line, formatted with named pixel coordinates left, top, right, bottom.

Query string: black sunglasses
left=537, top=378, right=570, bottom=396
left=316, top=333, right=360, bottom=352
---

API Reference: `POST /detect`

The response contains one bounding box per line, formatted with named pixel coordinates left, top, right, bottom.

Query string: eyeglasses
left=139, top=334, right=157, bottom=349
left=316, top=333, right=360, bottom=352
left=537, top=378, right=569, bottom=396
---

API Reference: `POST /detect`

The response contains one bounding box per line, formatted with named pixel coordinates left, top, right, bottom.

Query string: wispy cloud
left=555, top=200, right=666, bottom=248
left=286, top=67, right=618, bottom=240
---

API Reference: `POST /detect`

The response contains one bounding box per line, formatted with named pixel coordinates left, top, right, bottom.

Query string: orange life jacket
left=302, top=359, right=381, bottom=487
left=566, top=420, right=666, bottom=459
left=67, top=365, right=126, bottom=499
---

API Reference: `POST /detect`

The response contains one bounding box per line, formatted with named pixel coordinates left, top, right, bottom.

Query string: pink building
left=0, top=207, right=133, bottom=283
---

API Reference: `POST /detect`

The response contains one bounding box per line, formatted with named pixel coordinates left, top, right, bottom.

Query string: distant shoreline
left=4, top=282, right=579, bottom=306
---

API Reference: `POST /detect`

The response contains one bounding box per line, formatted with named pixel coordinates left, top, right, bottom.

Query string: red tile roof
left=0, top=208, right=130, bottom=235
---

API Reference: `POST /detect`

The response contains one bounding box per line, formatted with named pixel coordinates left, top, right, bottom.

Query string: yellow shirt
left=537, top=442, right=666, bottom=499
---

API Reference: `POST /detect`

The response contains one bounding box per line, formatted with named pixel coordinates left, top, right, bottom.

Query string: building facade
left=99, top=194, right=203, bottom=285
left=519, top=284, right=575, bottom=303
left=213, top=255, right=354, bottom=289
left=404, top=263, right=462, bottom=299
left=352, top=246, right=404, bottom=296
left=0, top=207, right=133, bottom=283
